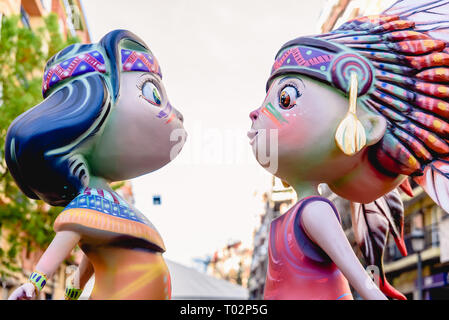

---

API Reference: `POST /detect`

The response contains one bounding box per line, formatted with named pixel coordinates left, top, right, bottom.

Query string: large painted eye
left=279, top=86, right=298, bottom=109
left=142, top=81, right=162, bottom=106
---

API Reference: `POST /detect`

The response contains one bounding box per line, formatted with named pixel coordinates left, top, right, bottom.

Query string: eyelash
left=279, top=82, right=301, bottom=99
left=136, top=76, right=163, bottom=107
left=136, top=76, right=157, bottom=91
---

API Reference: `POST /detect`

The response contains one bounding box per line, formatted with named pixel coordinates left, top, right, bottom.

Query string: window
left=63, top=0, right=84, bottom=36
left=153, top=195, right=161, bottom=205
left=20, top=6, right=31, bottom=29
left=41, top=0, right=53, bottom=12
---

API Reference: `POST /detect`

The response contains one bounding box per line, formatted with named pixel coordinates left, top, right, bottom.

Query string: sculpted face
left=250, top=74, right=357, bottom=181
left=249, top=74, right=405, bottom=203
left=89, top=71, right=186, bottom=181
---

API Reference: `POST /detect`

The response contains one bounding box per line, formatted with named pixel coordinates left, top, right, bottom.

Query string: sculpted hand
left=8, top=283, right=37, bottom=300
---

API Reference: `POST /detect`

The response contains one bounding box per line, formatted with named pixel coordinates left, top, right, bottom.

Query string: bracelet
left=28, top=271, right=48, bottom=294
left=65, top=286, right=82, bottom=300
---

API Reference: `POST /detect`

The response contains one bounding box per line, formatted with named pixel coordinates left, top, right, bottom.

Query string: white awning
left=166, top=260, right=248, bottom=300
left=79, top=259, right=248, bottom=300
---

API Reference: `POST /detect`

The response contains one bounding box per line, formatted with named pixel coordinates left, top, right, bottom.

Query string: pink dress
left=264, top=196, right=353, bottom=300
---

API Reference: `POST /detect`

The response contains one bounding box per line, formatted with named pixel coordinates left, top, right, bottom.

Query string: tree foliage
left=0, top=14, right=79, bottom=276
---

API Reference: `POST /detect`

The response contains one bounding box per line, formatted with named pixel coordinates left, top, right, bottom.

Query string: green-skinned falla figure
left=6, top=30, right=186, bottom=300
left=249, top=0, right=449, bottom=300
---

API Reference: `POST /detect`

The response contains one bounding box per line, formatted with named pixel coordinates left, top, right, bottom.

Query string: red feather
left=399, top=178, right=414, bottom=197
left=351, top=189, right=407, bottom=299
left=414, top=157, right=449, bottom=214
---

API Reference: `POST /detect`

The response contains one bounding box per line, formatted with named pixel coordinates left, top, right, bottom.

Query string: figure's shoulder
left=62, top=187, right=148, bottom=222
left=64, top=187, right=124, bottom=210
left=54, top=187, right=165, bottom=251
left=272, top=195, right=340, bottom=227
left=270, top=195, right=340, bottom=264
left=295, top=195, right=341, bottom=223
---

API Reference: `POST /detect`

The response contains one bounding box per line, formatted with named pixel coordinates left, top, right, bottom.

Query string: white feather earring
left=335, top=72, right=367, bottom=156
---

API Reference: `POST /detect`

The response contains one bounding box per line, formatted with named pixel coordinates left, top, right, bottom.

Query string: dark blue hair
left=5, top=30, right=151, bottom=206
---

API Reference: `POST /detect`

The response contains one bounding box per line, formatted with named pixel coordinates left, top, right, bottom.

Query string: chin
left=328, top=174, right=406, bottom=204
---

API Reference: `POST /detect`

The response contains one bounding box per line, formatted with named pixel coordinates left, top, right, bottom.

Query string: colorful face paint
left=156, top=101, right=172, bottom=119
left=261, top=102, right=289, bottom=127
left=165, top=112, right=176, bottom=124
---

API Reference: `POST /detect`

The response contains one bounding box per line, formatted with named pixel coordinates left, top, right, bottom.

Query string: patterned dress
left=264, top=196, right=353, bottom=300
left=54, top=187, right=171, bottom=300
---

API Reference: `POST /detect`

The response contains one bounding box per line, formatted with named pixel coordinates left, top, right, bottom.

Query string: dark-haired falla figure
left=249, top=0, right=449, bottom=300
left=6, top=30, right=186, bottom=300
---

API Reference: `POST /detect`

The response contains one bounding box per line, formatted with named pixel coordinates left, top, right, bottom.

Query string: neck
left=326, top=151, right=404, bottom=203
left=88, top=176, right=113, bottom=193
left=290, top=180, right=320, bottom=199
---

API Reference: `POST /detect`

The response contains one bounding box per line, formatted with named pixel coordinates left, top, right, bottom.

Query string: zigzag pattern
left=42, top=50, right=106, bottom=95
left=272, top=47, right=334, bottom=74
left=121, top=49, right=162, bottom=78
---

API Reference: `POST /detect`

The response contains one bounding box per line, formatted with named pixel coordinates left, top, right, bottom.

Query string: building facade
left=206, top=240, right=253, bottom=289
left=0, top=0, right=91, bottom=42
left=383, top=183, right=449, bottom=300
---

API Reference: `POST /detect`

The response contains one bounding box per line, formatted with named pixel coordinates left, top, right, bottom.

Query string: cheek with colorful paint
left=249, top=75, right=361, bottom=182
left=121, top=48, right=180, bottom=125
left=250, top=75, right=343, bottom=155
left=136, top=73, right=179, bottom=124
left=89, top=72, right=186, bottom=181
left=249, top=76, right=303, bottom=138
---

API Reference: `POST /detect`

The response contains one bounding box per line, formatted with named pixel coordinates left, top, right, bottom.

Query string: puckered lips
left=247, top=129, right=258, bottom=145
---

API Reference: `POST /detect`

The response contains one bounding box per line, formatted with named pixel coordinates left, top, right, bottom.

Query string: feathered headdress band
left=269, top=14, right=449, bottom=177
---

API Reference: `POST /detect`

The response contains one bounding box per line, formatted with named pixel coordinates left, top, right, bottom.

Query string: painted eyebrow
left=139, top=72, right=155, bottom=79
left=138, top=72, right=162, bottom=81
left=279, top=76, right=305, bottom=86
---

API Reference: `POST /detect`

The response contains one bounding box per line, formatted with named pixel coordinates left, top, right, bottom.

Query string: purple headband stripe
left=120, top=49, right=162, bottom=78
left=267, top=37, right=375, bottom=96
left=271, top=47, right=334, bottom=74
left=42, top=50, right=106, bottom=96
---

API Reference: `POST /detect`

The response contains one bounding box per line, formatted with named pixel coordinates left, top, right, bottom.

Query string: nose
left=249, top=109, right=259, bottom=121
left=173, top=107, right=184, bottom=123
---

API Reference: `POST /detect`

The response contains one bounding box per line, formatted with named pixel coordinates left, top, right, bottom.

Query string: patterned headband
left=42, top=50, right=106, bottom=96
left=120, top=49, right=162, bottom=77
left=42, top=49, right=162, bottom=96
left=267, top=37, right=375, bottom=97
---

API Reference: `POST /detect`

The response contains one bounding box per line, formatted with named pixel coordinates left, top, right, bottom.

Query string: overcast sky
left=82, top=0, right=327, bottom=266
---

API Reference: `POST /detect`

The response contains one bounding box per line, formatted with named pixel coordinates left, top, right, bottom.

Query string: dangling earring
left=335, top=72, right=367, bottom=155
left=281, top=180, right=291, bottom=188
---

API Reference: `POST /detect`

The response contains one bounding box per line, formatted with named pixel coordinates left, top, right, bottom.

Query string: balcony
left=384, top=223, right=440, bottom=263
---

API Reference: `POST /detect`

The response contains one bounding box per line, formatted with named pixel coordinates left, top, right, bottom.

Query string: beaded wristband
left=28, top=271, right=48, bottom=294
left=65, top=286, right=82, bottom=300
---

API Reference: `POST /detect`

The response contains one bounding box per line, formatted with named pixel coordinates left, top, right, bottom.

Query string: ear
left=359, top=113, right=386, bottom=146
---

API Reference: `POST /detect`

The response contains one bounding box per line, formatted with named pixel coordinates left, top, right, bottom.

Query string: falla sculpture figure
left=248, top=0, right=449, bottom=300
left=6, top=30, right=186, bottom=300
